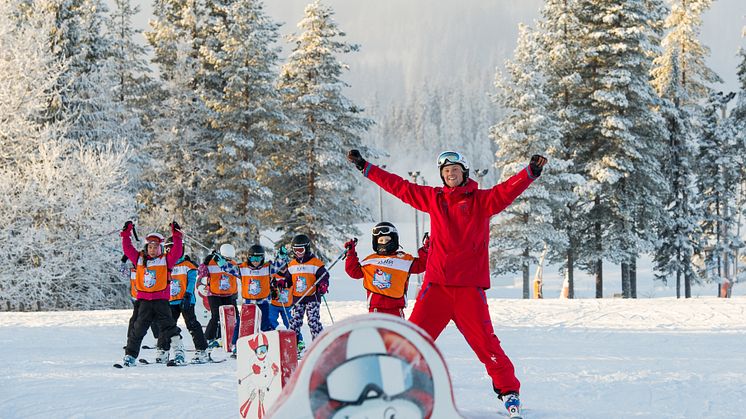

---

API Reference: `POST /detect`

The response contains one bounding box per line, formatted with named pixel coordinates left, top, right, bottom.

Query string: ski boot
left=230, top=347, right=237, bottom=359
left=501, top=393, right=522, bottom=419
left=207, top=339, right=221, bottom=354
left=122, top=354, right=137, bottom=367
left=155, top=348, right=169, bottom=364
left=297, top=340, right=306, bottom=359
left=169, top=335, right=187, bottom=366
left=191, top=350, right=209, bottom=364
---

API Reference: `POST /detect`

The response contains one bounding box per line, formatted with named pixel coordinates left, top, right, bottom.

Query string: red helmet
left=248, top=333, right=269, bottom=360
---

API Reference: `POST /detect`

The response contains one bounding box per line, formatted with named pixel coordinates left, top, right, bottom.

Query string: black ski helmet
left=291, top=234, right=311, bottom=256
left=372, top=222, right=399, bottom=255
left=248, top=244, right=265, bottom=265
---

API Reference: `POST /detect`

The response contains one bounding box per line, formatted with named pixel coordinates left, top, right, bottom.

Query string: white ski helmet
left=219, top=243, right=236, bottom=259
left=437, top=150, right=470, bottom=186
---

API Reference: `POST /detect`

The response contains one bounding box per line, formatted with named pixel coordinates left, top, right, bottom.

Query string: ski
left=113, top=363, right=124, bottom=369
left=137, top=358, right=166, bottom=365
left=166, top=359, right=188, bottom=367
left=141, top=345, right=197, bottom=352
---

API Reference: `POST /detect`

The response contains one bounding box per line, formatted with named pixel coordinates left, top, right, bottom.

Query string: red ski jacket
left=363, top=164, right=535, bottom=289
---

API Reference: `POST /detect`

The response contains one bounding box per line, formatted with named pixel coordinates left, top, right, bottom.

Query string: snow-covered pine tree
left=651, top=49, right=703, bottom=299
left=40, top=0, right=126, bottom=148
left=650, top=0, right=713, bottom=298
left=490, top=24, right=583, bottom=299
left=696, top=92, right=742, bottom=296
left=0, top=2, right=134, bottom=311
left=141, top=0, right=212, bottom=234
left=275, top=0, right=373, bottom=258
left=195, top=0, right=289, bottom=250
left=732, top=27, right=746, bottom=288
left=108, top=0, right=160, bottom=174
left=573, top=0, right=668, bottom=298
left=535, top=0, right=586, bottom=298
left=650, top=0, right=722, bottom=104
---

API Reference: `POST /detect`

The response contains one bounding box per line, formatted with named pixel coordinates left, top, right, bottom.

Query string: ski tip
left=113, top=363, right=124, bottom=369
left=138, top=358, right=150, bottom=364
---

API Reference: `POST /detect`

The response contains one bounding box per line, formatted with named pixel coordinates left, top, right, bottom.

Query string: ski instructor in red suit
left=347, top=149, right=547, bottom=418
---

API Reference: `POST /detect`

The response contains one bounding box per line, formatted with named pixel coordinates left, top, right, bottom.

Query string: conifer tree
left=573, top=0, right=668, bottom=297
left=141, top=0, right=211, bottom=232
left=197, top=0, right=289, bottom=249
left=491, top=25, right=583, bottom=298
left=276, top=0, right=373, bottom=257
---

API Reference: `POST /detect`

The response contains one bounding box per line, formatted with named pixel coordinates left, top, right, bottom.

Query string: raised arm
left=348, top=150, right=433, bottom=212
left=120, top=221, right=140, bottom=265
left=409, top=235, right=430, bottom=274
left=484, top=156, right=547, bottom=215
left=344, top=239, right=363, bottom=279
left=165, top=222, right=183, bottom=269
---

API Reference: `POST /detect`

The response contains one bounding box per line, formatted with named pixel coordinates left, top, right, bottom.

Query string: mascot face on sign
left=309, top=327, right=433, bottom=419
left=266, top=314, right=463, bottom=419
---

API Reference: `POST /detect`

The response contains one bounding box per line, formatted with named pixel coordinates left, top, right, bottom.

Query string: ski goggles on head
left=249, top=255, right=263, bottom=263
left=325, top=354, right=414, bottom=404
left=436, top=151, right=468, bottom=169
left=372, top=225, right=398, bottom=236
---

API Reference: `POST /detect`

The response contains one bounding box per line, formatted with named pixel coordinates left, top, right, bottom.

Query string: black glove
left=347, top=149, right=367, bottom=172
left=170, top=220, right=181, bottom=231
left=529, top=154, right=548, bottom=177
left=120, top=254, right=129, bottom=263
left=181, top=293, right=193, bottom=310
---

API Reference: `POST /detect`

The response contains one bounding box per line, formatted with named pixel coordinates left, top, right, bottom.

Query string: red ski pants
left=409, top=282, right=520, bottom=395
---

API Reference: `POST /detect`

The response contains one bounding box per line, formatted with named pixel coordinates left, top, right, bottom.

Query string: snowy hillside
left=1, top=297, right=745, bottom=418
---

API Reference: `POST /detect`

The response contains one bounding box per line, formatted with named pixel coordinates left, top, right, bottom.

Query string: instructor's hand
left=529, top=154, right=548, bottom=177
left=347, top=150, right=367, bottom=172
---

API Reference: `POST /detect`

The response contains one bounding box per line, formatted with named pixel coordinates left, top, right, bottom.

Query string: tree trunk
left=567, top=247, right=575, bottom=299
left=631, top=257, right=637, bottom=298
left=684, top=271, right=692, bottom=298
left=522, top=247, right=530, bottom=299
left=621, top=262, right=630, bottom=298
left=595, top=209, right=603, bottom=298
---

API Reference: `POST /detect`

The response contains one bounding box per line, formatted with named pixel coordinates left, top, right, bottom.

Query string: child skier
left=268, top=249, right=293, bottom=330
left=227, top=244, right=275, bottom=358
left=238, top=244, right=273, bottom=332
left=287, top=234, right=329, bottom=354
left=120, top=221, right=185, bottom=367
left=344, top=222, right=429, bottom=318
left=200, top=243, right=240, bottom=351
left=161, top=238, right=209, bottom=364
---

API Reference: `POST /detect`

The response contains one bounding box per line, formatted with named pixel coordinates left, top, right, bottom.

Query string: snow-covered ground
left=1, top=297, right=745, bottom=419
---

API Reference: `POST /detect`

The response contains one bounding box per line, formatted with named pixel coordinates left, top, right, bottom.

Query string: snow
left=1, top=297, right=745, bottom=418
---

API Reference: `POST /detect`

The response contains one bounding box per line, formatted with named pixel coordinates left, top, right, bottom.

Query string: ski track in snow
left=1, top=297, right=746, bottom=418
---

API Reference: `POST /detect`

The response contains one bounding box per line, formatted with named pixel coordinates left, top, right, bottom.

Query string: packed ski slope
left=1, top=297, right=745, bottom=419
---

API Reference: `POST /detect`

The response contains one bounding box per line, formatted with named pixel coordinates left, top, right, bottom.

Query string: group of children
left=120, top=221, right=429, bottom=365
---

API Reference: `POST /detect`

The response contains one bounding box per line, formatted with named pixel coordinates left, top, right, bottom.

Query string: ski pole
left=175, top=228, right=212, bottom=252
left=322, top=295, right=334, bottom=324
left=293, top=239, right=356, bottom=306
